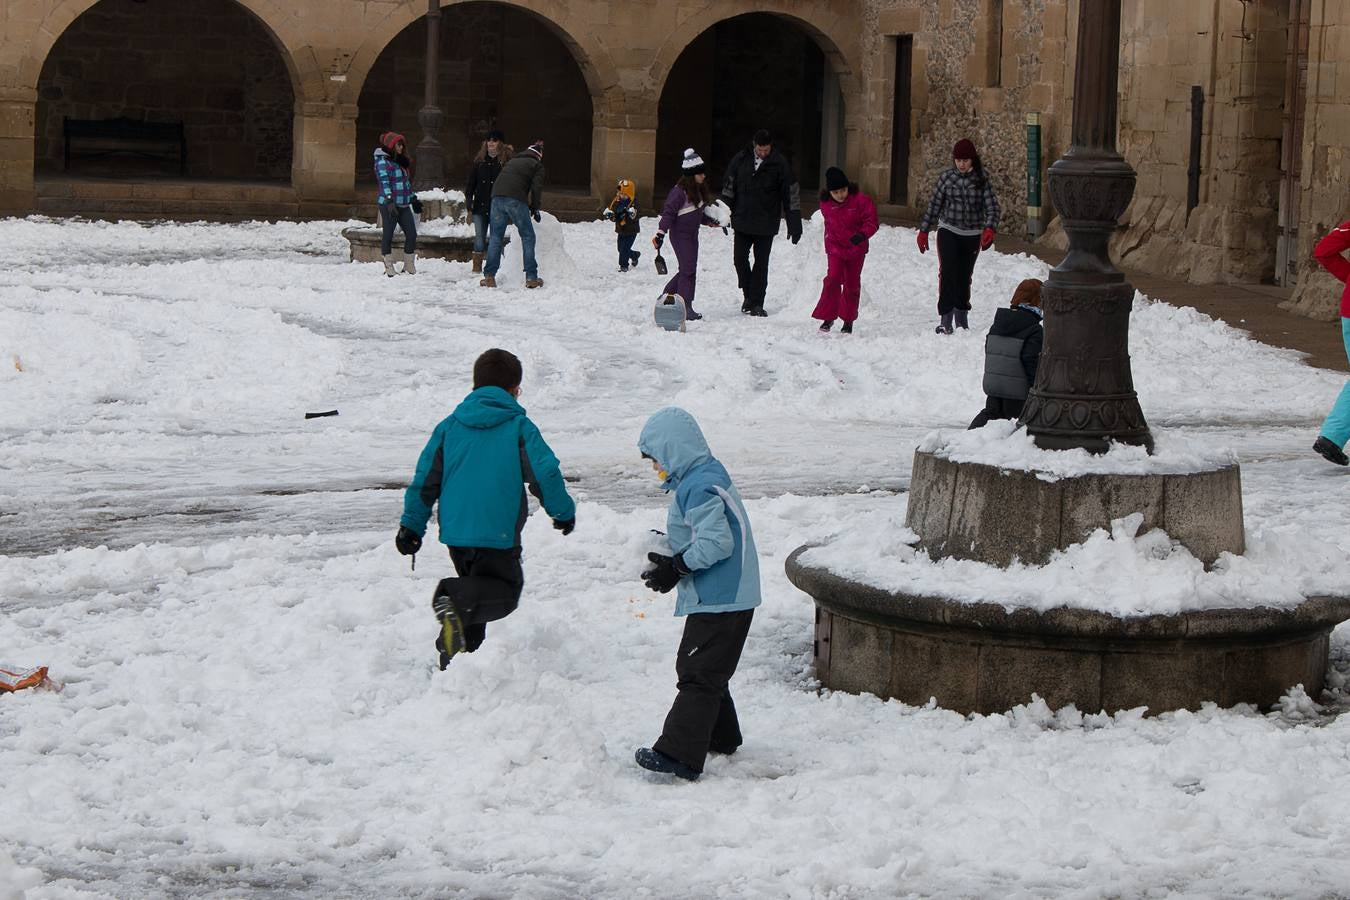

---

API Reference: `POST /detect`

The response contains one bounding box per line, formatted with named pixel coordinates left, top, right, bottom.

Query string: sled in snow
left=654, top=293, right=687, bottom=333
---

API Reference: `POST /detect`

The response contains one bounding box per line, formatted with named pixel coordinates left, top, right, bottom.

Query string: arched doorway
left=34, top=0, right=295, bottom=182
left=654, top=13, right=845, bottom=202
left=355, top=2, right=594, bottom=191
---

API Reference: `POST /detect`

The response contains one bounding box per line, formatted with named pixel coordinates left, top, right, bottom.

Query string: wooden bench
left=63, top=117, right=186, bottom=174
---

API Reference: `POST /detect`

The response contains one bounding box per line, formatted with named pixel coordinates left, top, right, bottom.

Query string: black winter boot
left=1313, top=436, right=1349, bottom=466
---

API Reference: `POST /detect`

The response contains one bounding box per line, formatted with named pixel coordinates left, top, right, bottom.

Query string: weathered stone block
left=826, top=614, right=893, bottom=698
left=1162, top=466, right=1245, bottom=563
left=945, top=464, right=1063, bottom=566
left=976, top=642, right=1101, bottom=713
left=1100, top=643, right=1225, bottom=712
left=889, top=628, right=979, bottom=710
left=1059, top=473, right=1164, bottom=548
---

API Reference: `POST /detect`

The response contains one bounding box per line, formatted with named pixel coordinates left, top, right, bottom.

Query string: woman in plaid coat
left=374, top=131, right=418, bottom=276
left=916, top=138, right=1000, bottom=334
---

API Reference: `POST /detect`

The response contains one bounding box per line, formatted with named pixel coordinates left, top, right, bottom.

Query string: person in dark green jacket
left=395, top=348, right=576, bottom=668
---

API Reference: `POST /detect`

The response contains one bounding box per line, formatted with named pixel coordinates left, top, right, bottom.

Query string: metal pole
left=1026, top=112, right=1042, bottom=238
left=1020, top=0, right=1153, bottom=452
left=413, top=0, right=445, bottom=190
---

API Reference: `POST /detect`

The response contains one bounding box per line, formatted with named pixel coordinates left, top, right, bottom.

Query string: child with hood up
left=602, top=179, right=642, bottom=272
left=634, top=406, right=761, bottom=781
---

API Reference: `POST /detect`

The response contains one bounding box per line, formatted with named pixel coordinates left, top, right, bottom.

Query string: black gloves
left=849, top=232, right=865, bottom=245
left=652, top=232, right=665, bottom=250
left=410, top=197, right=423, bottom=215
left=532, top=209, right=542, bottom=223
left=553, top=517, right=575, bottom=536
left=642, top=552, right=690, bottom=594
left=789, top=230, right=802, bottom=245
left=395, top=525, right=422, bottom=556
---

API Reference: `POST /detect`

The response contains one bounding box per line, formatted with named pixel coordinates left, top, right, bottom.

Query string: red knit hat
left=380, top=131, right=406, bottom=152
left=953, top=138, right=977, bottom=160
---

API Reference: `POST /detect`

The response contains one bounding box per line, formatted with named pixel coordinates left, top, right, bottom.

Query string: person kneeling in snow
left=634, top=407, right=761, bottom=781
left=394, top=348, right=576, bottom=670
left=968, top=277, right=1044, bottom=430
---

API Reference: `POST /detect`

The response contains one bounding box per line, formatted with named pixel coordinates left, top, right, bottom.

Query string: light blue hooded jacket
left=638, top=407, right=761, bottom=617
left=401, top=386, right=575, bottom=549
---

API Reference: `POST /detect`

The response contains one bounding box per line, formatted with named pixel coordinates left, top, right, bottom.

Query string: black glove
left=849, top=232, right=865, bottom=245
left=553, top=517, right=575, bottom=536
left=642, top=552, right=690, bottom=594
left=410, top=197, right=423, bottom=215
left=652, top=232, right=665, bottom=250
left=532, top=209, right=542, bottom=223
left=789, top=231, right=802, bottom=246
left=395, top=525, right=422, bottom=556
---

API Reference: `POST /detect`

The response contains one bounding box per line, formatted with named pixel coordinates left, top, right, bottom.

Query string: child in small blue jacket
left=395, top=348, right=576, bottom=669
left=634, top=406, right=761, bottom=780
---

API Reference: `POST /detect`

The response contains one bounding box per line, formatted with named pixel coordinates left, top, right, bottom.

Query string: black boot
left=634, top=747, right=700, bottom=781
left=954, top=308, right=969, bottom=330
left=935, top=311, right=954, bottom=335
left=840, top=320, right=853, bottom=334
left=818, top=319, right=834, bottom=332
left=1314, top=436, right=1349, bottom=466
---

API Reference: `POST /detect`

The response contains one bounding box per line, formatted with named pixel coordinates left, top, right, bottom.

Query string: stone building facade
left=0, top=0, right=1344, bottom=315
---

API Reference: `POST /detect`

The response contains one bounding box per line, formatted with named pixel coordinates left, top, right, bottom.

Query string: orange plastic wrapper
left=0, top=664, right=53, bottom=693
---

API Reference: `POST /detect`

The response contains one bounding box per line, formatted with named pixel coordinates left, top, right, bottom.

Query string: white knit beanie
left=681, top=148, right=706, bottom=174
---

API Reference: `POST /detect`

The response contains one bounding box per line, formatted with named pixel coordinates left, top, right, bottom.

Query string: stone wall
left=355, top=4, right=592, bottom=190
left=34, top=0, right=293, bottom=180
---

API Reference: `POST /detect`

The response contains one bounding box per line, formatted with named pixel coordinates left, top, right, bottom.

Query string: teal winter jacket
left=401, top=387, right=575, bottom=549
left=638, top=407, right=761, bottom=616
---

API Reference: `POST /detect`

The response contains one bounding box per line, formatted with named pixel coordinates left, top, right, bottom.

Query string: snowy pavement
left=2, top=215, right=1350, bottom=897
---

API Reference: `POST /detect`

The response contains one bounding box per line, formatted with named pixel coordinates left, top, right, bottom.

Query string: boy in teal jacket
left=634, top=406, right=761, bottom=780
left=396, top=348, right=576, bottom=668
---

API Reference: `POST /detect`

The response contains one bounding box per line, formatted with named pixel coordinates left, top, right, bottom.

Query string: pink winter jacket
left=819, top=189, right=879, bottom=261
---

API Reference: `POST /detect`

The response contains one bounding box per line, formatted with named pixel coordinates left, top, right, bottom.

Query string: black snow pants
left=652, top=608, right=754, bottom=774
left=435, top=546, right=524, bottom=653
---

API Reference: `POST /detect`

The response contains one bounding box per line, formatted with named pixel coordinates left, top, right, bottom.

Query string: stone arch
left=348, top=1, right=616, bottom=192
left=651, top=4, right=862, bottom=104
left=652, top=7, right=862, bottom=196
left=32, top=0, right=308, bottom=181
left=344, top=0, right=617, bottom=107
left=13, top=0, right=315, bottom=97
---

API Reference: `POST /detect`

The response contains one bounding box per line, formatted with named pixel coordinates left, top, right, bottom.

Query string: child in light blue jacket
left=634, top=406, right=761, bottom=781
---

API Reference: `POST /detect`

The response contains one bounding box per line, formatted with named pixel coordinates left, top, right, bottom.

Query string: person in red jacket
left=1312, top=221, right=1350, bottom=466
left=811, top=167, right=879, bottom=334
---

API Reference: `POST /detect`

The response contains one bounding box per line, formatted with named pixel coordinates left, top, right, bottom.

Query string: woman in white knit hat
left=651, top=148, right=728, bottom=321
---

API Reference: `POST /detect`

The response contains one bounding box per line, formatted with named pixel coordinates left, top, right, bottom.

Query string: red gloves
left=916, top=231, right=929, bottom=254
left=980, top=227, right=996, bottom=250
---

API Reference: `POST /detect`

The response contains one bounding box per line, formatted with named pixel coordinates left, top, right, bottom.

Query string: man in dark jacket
left=721, top=129, right=803, bottom=317
left=482, top=140, right=546, bottom=289
left=969, top=278, right=1044, bottom=429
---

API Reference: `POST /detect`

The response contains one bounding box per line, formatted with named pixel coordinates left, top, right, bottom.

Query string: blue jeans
left=617, top=233, right=638, bottom=268
left=1321, top=318, right=1350, bottom=446
left=472, top=212, right=488, bottom=254
left=484, top=196, right=537, bottom=280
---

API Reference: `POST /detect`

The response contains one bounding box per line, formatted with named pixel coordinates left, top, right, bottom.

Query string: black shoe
left=432, top=587, right=468, bottom=664
left=818, top=319, right=834, bottom=332
left=686, top=310, right=703, bottom=321
left=840, top=321, right=853, bottom=334
left=744, top=306, right=768, bottom=317
left=634, top=747, right=700, bottom=781
left=630, top=251, right=641, bottom=266
left=935, top=324, right=953, bottom=335
left=1313, top=436, right=1348, bottom=466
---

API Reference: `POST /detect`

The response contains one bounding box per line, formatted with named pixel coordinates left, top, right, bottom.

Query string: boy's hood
left=452, top=386, right=524, bottom=429
left=638, top=406, right=712, bottom=490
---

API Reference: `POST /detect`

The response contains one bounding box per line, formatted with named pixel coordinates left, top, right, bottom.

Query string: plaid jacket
left=919, top=167, right=1000, bottom=234
left=374, top=148, right=413, bottom=207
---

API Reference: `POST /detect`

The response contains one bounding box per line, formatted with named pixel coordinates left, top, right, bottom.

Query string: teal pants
left=1321, top=318, right=1350, bottom=446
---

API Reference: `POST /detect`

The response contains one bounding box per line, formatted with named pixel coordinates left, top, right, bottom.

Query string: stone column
left=591, top=88, right=657, bottom=207
left=292, top=101, right=358, bottom=211
left=0, top=89, right=36, bottom=216
left=1020, top=0, right=1153, bottom=453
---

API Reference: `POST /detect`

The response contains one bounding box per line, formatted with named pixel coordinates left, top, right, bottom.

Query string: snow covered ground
left=3, top=213, right=1350, bottom=898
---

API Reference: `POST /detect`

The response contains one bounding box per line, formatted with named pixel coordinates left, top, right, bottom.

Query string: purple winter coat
left=657, top=185, right=719, bottom=310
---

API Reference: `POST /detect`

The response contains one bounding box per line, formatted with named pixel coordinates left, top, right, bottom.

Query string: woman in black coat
left=464, top=130, right=511, bottom=273
left=969, top=278, right=1044, bottom=429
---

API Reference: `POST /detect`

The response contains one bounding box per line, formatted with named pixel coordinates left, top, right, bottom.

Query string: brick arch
left=344, top=0, right=617, bottom=107
left=650, top=4, right=862, bottom=102
left=12, top=0, right=313, bottom=97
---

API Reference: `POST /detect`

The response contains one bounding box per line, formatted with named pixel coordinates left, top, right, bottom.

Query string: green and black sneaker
left=432, top=584, right=467, bottom=669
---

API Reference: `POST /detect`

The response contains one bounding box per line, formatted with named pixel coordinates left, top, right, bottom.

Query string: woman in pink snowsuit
left=812, top=167, right=879, bottom=334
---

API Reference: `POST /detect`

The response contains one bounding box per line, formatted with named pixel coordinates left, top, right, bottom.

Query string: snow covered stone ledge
left=786, top=422, right=1350, bottom=715
left=907, top=423, right=1244, bottom=567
